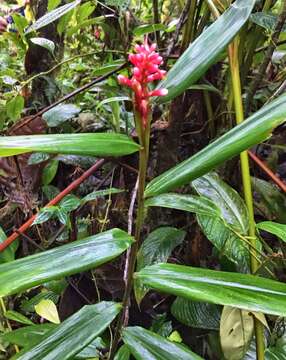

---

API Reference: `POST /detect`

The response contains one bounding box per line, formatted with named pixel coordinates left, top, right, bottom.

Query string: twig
left=0, top=159, right=106, bottom=252
left=248, top=150, right=286, bottom=193
left=10, top=63, right=127, bottom=134
left=164, top=0, right=192, bottom=58
left=245, top=1, right=286, bottom=114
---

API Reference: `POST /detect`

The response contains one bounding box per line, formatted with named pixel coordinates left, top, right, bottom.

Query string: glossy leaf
left=123, top=326, right=203, bottom=360
left=0, top=228, right=133, bottom=297
left=133, top=24, right=166, bottom=36
left=42, top=160, right=59, bottom=185
left=145, top=94, right=286, bottom=198
left=135, top=227, right=185, bottom=303
left=156, top=0, right=255, bottom=103
left=220, top=306, right=254, bottom=360
left=145, top=193, right=220, bottom=217
left=192, top=173, right=250, bottom=271
left=5, top=310, right=34, bottom=326
left=25, top=0, right=80, bottom=34
left=135, top=263, right=286, bottom=316
left=13, top=302, right=121, bottom=360
left=251, top=12, right=286, bottom=33
left=171, top=297, right=221, bottom=330
left=82, top=188, right=124, bottom=203
left=30, top=38, right=55, bottom=54
left=0, top=133, right=140, bottom=157
left=42, top=104, right=80, bottom=127
left=114, top=345, right=131, bottom=360
left=0, top=226, right=18, bottom=264
left=6, top=95, right=24, bottom=121
left=256, top=221, right=286, bottom=242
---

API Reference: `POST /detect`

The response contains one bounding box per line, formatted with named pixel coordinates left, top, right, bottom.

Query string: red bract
left=118, top=38, right=168, bottom=128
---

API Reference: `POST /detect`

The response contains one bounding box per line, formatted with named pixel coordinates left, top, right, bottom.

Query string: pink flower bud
left=149, top=88, right=168, bottom=97
left=118, top=75, right=132, bottom=87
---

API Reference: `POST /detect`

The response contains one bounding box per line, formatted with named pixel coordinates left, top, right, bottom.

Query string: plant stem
left=0, top=298, right=19, bottom=353
left=109, top=112, right=149, bottom=359
left=229, top=37, right=265, bottom=360
left=181, top=0, right=197, bottom=50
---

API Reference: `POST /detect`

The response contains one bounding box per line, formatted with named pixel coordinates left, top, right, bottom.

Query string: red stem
left=0, top=158, right=106, bottom=252
left=248, top=150, right=286, bottom=193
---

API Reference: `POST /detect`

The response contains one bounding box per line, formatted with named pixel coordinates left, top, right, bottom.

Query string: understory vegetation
left=0, top=0, right=286, bottom=359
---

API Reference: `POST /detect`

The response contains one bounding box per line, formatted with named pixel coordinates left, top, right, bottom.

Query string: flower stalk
left=109, top=39, right=168, bottom=358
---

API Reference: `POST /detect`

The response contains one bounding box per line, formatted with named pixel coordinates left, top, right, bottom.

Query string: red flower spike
left=118, top=38, right=168, bottom=128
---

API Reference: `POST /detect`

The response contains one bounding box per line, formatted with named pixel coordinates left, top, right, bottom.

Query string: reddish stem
left=0, top=158, right=106, bottom=252
left=248, top=150, right=286, bottom=193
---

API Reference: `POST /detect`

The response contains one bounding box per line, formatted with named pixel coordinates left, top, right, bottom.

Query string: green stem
left=181, top=0, right=197, bottom=50
left=229, top=37, right=265, bottom=360
left=0, top=298, right=19, bottom=354
left=109, top=111, right=149, bottom=359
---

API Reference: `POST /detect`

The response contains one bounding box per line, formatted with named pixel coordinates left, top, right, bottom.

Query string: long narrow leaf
left=145, top=94, right=286, bottom=197
left=0, top=228, right=133, bottom=297
left=123, top=326, right=203, bottom=360
left=13, top=302, right=121, bottom=360
left=135, top=263, right=286, bottom=316
left=0, top=133, right=140, bottom=157
left=156, top=0, right=255, bottom=103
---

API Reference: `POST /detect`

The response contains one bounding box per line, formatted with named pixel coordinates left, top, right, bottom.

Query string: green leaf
left=13, top=302, right=121, bottom=360
left=114, top=345, right=131, bottom=360
left=145, top=193, right=220, bottom=217
left=82, top=188, right=124, bottom=203
left=0, top=133, right=140, bottom=157
left=4, top=310, right=34, bottom=326
left=76, top=2, right=96, bottom=24
left=0, top=228, right=133, bottom=297
left=33, top=206, right=58, bottom=225
left=3, top=323, right=56, bottom=347
left=34, top=299, right=60, bottom=324
left=256, top=221, right=286, bottom=242
left=135, top=263, right=286, bottom=316
left=42, top=104, right=80, bottom=127
left=145, top=93, right=286, bottom=198
left=220, top=306, right=254, bottom=360
left=56, top=208, right=69, bottom=226
left=156, top=0, right=255, bottom=103
left=42, top=160, right=59, bottom=185
left=60, top=194, right=81, bottom=212
left=28, top=153, right=51, bottom=165
left=21, top=291, right=59, bottom=313
left=6, top=95, right=24, bottom=122
left=133, top=24, right=167, bottom=36
left=0, top=226, right=18, bottom=263
left=123, top=326, right=203, bottom=360
left=171, top=298, right=221, bottom=330
left=251, top=12, right=286, bottom=33
left=25, top=0, right=81, bottom=34
left=96, top=96, right=130, bottom=111
left=47, top=0, right=61, bottom=12
left=30, top=38, right=55, bottom=54
left=192, top=173, right=250, bottom=271
left=135, top=227, right=186, bottom=303
left=265, top=334, right=286, bottom=359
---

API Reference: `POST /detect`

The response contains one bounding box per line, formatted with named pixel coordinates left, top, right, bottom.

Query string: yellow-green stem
left=229, top=37, right=265, bottom=360
left=0, top=298, right=19, bottom=354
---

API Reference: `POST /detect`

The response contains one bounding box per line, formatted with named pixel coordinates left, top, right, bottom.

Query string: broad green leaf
left=82, top=188, right=124, bottom=203
left=145, top=193, right=220, bottom=217
left=145, top=94, right=286, bottom=198
left=251, top=12, right=286, bottom=33
left=60, top=194, right=81, bottom=212
left=256, top=221, right=286, bottom=242
left=135, top=227, right=186, bottom=303
left=251, top=177, right=286, bottom=223
left=6, top=95, right=24, bottom=122
left=42, top=104, right=80, bottom=127
left=133, top=24, right=166, bottom=36
left=220, top=306, right=254, bottom=360
left=13, top=302, right=121, bottom=360
left=0, top=228, right=133, bottom=297
left=135, top=263, right=286, bottom=316
left=265, top=334, right=286, bottom=359
left=33, top=206, right=58, bottom=225
left=123, top=326, right=203, bottom=360
left=75, top=337, right=106, bottom=359
left=28, top=152, right=51, bottom=165
left=192, top=173, right=250, bottom=271
left=76, top=2, right=96, bottom=24
left=3, top=324, right=56, bottom=347
left=156, top=0, right=255, bottom=103
left=30, top=38, right=55, bottom=54
left=0, top=133, right=140, bottom=157
left=47, top=0, right=61, bottom=12
left=42, top=160, right=59, bottom=185
left=34, top=299, right=60, bottom=324
left=114, top=345, right=131, bottom=360
left=5, top=310, right=34, bottom=326
left=0, top=226, right=18, bottom=263
left=25, top=0, right=81, bottom=34
left=21, top=292, right=59, bottom=313
left=93, top=60, right=125, bottom=77
left=171, top=297, right=221, bottom=330
left=96, top=96, right=130, bottom=111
